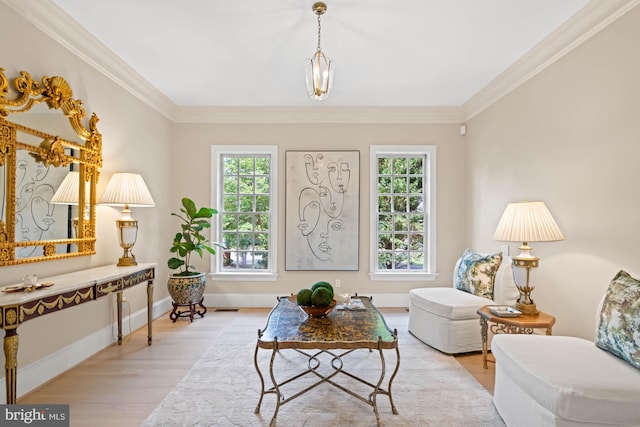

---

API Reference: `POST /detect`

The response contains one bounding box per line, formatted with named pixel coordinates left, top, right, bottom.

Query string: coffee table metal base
left=254, top=342, right=400, bottom=427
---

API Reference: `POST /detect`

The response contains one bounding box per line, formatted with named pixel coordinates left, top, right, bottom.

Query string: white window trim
left=369, top=145, right=437, bottom=282
left=210, top=145, right=278, bottom=281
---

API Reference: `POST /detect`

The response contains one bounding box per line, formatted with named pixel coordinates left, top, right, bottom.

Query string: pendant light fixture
left=305, top=2, right=334, bottom=100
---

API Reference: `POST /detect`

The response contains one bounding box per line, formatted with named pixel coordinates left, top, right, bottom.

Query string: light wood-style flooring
left=17, top=308, right=494, bottom=427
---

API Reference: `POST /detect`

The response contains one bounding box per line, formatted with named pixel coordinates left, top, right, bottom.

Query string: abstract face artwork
left=286, top=151, right=359, bottom=270
left=14, top=153, right=68, bottom=258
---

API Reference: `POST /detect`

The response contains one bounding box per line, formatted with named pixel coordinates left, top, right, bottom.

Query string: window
left=211, top=146, right=278, bottom=280
left=369, top=145, right=436, bottom=281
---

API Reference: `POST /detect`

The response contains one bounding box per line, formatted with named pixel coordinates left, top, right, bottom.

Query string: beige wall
left=1, top=3, right=467, bottom=397
left=0, top=4, right=173, bottom=381
left=173, top=123, right=466, bottom=298
left=466, top=5, right=640, bottom=339
left=3, top=0, right=638, bottom=399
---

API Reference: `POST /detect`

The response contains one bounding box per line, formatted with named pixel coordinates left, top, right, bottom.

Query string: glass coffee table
left=254, top=295, right=400, bottom=427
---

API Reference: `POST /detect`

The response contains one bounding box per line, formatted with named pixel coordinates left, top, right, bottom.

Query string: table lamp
left=99, top=172, right=155, bottom=266
left=51, top=171, right=90, bottom=237
left=493, top=200, right=564, bottom=315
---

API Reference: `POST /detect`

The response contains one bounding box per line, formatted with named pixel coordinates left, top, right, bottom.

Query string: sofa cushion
left=409, top=287, right=495, bottom=320
left=595, top=270, right=640, bottom=369
left=492, top=334, right=640, bottom=425
left=454, top=249, right=503, bottom=300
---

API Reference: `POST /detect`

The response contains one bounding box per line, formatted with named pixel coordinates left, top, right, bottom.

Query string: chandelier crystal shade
left=305, top=2, right=334, bottom=100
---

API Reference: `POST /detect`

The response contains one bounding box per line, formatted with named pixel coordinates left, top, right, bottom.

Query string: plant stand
left=169, top=297, right=207, bottom=322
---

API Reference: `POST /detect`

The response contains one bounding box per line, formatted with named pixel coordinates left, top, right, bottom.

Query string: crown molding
left=463, top=0, right=640, bottom=121
left=1, top=0, right=176, bottom=120
left=173, top=106, right=465, bottom=124
left=5, top=0, right=637, bottom=124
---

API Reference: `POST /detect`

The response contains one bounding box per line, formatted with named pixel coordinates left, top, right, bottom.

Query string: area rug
left=142, top=313, right=505, bottom=427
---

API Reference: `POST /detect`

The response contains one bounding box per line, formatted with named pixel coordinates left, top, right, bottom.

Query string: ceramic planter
left=167, top=272, right=206, bottom=305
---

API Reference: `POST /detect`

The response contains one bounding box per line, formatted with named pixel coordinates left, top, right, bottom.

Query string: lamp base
left=117, top=255, right=137, bottom=267
left=516, top=301, right=538, bottom=315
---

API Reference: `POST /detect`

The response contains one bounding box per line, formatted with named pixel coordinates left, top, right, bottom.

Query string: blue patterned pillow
left=454, top=249, right=503, bottom=300
left=595, top=270, right=640, bottom=369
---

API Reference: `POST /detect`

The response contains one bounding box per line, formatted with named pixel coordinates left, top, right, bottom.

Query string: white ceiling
left=5, top=0, right=636, bottom=121
left=44, top=0, right=595, bottom=108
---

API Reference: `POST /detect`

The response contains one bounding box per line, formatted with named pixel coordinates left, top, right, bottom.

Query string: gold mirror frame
left=0, top=69, right=102, bottom=265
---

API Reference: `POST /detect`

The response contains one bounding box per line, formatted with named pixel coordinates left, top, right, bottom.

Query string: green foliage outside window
left=221, top=155, right=271, bottom=270
left=376, top=155, right=426, bottom=271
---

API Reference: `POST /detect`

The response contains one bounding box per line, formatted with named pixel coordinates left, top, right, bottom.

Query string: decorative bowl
left=289, top=295, right=336, bottom=318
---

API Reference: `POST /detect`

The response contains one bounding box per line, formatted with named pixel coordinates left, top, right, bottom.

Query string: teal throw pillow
left=595, top=270, right=640, bottom=369
left=454, top=249, right=503, bottom=300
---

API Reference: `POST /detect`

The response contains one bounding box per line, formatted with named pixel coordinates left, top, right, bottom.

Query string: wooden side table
left=477, top=305, right=556, bottom=369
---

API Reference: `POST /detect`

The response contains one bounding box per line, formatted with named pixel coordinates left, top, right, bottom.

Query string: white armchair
left=491, top=269, right=640, bottom=426
left=408, top=251, right=519, bottom=354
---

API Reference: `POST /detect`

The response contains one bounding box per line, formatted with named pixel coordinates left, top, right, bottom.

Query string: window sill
left=368, top=271, right=438, bottom=282
left=209, top=272, right=278, bottom=282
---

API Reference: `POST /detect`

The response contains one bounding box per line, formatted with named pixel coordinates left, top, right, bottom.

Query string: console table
left=0, top=263, right=156, bottom=404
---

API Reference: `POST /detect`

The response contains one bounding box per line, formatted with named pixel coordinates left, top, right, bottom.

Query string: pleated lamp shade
left=99, top=173, right=155, bottom=207
left=493, top=201, right=564, bottom=243
left=51, top=171, right=87, bottom=205
left=493, top=200, right=564, bottom=261
left=51, top=171, right=90, bottom=238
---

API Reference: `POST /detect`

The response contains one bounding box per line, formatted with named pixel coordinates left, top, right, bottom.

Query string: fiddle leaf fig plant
left=168, top=197, right=219, bottom=276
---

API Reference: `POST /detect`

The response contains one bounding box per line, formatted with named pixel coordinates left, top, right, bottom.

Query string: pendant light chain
left=316, top=14, right=322, bottom=52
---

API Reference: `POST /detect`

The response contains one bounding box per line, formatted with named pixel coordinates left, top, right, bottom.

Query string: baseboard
left=0, top=297, right=172, bottom=402
left=203, top=293, right=410, bottom=308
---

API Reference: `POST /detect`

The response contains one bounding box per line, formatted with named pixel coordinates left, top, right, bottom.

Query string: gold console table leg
left=147, top=280, right=153, bottom=345
left=4, top=330, right=19, bottom=404
left=117, top=291, right=123, bottom=345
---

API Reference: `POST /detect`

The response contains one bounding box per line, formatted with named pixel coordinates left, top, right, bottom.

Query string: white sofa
left=492, top=334, right=640, bottom=427
left=408, top=253, right=519, bottom=354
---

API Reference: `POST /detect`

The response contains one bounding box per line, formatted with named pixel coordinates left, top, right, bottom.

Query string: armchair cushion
left=595, top=270, right=640, bottom=370
left=454, top=249, right=503, bottom=300
left=409, top=287, right=494, bottom=320
left=493, top=334, right=640, bottom=426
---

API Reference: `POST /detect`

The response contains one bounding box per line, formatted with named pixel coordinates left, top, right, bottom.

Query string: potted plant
left=167, top=197, right=219, bottom=322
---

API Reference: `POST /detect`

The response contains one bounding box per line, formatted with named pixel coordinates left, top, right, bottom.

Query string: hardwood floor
left=17, top=308, right=494, bottom=427
left=454, top=350, right=496, bottom=394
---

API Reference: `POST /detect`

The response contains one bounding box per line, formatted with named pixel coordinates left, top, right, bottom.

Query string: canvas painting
left=285, top=151, right=359, bottom=271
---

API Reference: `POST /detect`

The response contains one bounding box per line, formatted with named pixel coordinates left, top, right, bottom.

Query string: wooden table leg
left=4, top=329, right=18, bottom=404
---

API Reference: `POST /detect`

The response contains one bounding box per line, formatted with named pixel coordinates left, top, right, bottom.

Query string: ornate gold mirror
left=0, top=69, right=102, bottom=265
